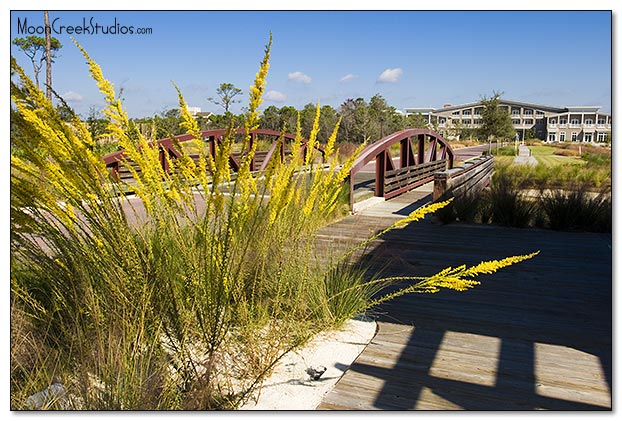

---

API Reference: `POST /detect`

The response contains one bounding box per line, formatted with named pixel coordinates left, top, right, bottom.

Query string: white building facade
left=405, top=99, right=611, bottom=143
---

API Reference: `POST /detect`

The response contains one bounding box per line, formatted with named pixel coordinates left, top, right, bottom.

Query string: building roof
left=565, top=106, right=602, bottom=113
left=404, top=98, right=611, bottom=116
left=404, top=107, right=436, bottom=114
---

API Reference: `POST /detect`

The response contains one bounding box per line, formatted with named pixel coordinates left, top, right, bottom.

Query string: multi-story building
left=405, top=99, right=612, bottom=143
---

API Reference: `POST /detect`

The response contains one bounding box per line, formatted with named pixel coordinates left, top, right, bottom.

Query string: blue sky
left=9, top=10, right=612, bottom=118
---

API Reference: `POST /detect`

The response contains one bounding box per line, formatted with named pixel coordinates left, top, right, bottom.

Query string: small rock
left=306, top=365, right=327, bottom=381
left=25, top=383, right=67, bottom=410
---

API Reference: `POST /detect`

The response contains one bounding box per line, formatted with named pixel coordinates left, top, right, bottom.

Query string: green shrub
left=337, top=141, right=361, bottom=163
left=493, top=145, right=517, bottom=156
left=434, top=191, right=485, bottom=224
left=582, top=151, right=611, bottom=167
left=485, top=172, right=537, bottom=228
left=553, top=148, right=579, bottom=157
left=539, top=189, right=611, bottom=232
left=493, top=159, right=610, bottom=192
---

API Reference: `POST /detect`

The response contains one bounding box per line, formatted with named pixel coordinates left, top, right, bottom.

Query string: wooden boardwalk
left=317, top=187, right=612, bottom=410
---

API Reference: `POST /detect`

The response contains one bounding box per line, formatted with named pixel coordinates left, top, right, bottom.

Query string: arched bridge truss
left=349, top=129, right=454, bottom=206
left=102, top=128, right=324, bottom=180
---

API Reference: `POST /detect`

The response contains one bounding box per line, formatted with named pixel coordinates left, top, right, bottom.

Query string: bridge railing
left=433, top=154, right=494, bottom=202
left=349, top=129, right=454, bottom=211
left=102, top=128, right=324, bottom=181
left=384, top=159, right=448, bottom=199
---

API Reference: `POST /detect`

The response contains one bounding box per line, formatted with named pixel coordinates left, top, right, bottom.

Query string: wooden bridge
left=102, top=128, right=325, bottom=181
left=348, top=128, right=493, bottom=212
left=316, top=188, right=612, bottom=410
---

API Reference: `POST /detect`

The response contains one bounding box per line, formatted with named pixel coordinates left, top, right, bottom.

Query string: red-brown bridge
left=348, top=129, right=494, bottom=212
left=102, top=128, right=325, bottom=180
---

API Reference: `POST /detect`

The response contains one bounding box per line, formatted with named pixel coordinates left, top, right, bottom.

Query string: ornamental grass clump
left=11, top=35, right=538, bottom=410
left=484, top=171, right=538, bottom=228
left=539, top=188, right=611, bottom=232
left=11, top=35, right=362, bottom=409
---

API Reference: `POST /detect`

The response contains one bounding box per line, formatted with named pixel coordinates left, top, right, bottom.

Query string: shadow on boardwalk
left=319, top=204, right=612, bottom=410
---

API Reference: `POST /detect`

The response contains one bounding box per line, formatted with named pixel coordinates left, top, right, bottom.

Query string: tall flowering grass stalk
left=10, top=35, right=538, bottom=410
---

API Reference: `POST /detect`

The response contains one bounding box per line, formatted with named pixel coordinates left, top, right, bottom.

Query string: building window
left=584, top=133, right=593, bottom=142
left=550, top=119, right=557, bottom=125
left=512, top=119, right=521, bottom=125
left=548, top=133, right=556, bottom=142
left=585, top=119, right=593, bottom=125
left=452, top=111, right=460, bottom=116
left=524, top=109, right=533, bottom=115
left=524, top=119, right=534, bottom=125
left=570, top=118, right=580, bottom=125
left=598, top=118, right=606, bottom=125
left=474, top=119, right=482, bottom=125
left=560, top=132, right=566, bottom=142
left=571, top=132, right=578, bottom=141
left=536, top=110, right=544, bottom=115
left=598, top=133, right=607, bottom=142
left=560, top=119, right=567, bottom=125
left=463, top=120, right=472, bottom=125
left=463, top=110, right=471, bottom=116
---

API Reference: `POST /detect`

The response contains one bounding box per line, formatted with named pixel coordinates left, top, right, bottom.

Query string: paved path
left=514, top=145, right=538, bottom=166
left=317, top=190, right=612, bottom=410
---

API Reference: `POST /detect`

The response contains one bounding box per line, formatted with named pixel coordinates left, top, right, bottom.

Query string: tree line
left=112, top=93, right=427, bottom=145
left=112, top=92, right=511, bottom=147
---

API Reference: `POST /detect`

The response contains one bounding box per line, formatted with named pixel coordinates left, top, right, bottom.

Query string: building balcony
left=596, top=124, right=611, bottom=129
left=549, top=124, right=557, bottom=128
left=569, top=124, right=581, bottom=128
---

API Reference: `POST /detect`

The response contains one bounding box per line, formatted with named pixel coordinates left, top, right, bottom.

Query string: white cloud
left=377, top=68, right=403, bottom=83
left=288, top=71, right=312, bottom=84
left=62, top=91, right=84, bottom=102
left=265, top=90, right=287, bottom=102
left=339, top=74, right=358, bottom=83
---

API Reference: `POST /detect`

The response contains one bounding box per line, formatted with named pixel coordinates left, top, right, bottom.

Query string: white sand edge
left=239, top=317, right=377, bottom=410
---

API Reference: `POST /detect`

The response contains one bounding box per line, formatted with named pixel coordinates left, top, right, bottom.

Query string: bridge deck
left=316, top=190, right=612, bottom=410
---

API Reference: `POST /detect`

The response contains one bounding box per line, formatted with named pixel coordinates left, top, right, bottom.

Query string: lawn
left=491, top=142, right=611, bottom=191
left=528, top=145, right=585, bottom=167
